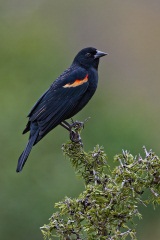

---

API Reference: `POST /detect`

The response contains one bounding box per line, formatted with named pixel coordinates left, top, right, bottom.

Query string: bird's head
left=73, top=47, right=108, bottom=69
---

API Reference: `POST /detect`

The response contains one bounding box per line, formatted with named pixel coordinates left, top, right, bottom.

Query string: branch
left=40, top=124, right=160, bottom=240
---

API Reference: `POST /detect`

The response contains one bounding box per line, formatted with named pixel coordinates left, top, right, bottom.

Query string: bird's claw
left=69, top=120, right=85, bottom=145
left=61, top=118, right=90, bottom=145
left=70, top=117, right=90, bottom=130
left=70, top=121, right=84, bottom=130
left=70, top=130, right=82, bottom=144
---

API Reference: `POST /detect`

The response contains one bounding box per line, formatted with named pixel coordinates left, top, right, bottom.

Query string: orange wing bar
left=63, top=74, right=88, bottom=88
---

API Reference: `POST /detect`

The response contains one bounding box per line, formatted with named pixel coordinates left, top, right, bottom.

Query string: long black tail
left=16, top=130, right=39, bottom=172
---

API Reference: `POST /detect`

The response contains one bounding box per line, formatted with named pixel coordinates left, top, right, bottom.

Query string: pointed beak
left=94, top=50, right=108, bottom=59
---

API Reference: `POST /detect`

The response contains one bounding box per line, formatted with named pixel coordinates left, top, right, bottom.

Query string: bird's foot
left=69, top=118, right=90, bottom=144
left=69, top=121, right=83, bottom=144
left=61, top=118, right=90, bottom=145
left=70, top=120, right=84, bottom=130
left=70, top=117, right=90, bottom=129
left=70, top=130, right=82, bottom=143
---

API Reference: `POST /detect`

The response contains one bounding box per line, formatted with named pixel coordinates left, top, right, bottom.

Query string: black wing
left=26, top=67, right=89, bottom=138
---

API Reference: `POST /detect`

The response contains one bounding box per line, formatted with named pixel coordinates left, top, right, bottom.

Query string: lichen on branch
left=41, top=128, right=160, bottom=240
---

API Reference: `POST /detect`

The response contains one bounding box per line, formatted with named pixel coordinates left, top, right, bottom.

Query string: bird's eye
left=86, top=53, right=91, bottom=57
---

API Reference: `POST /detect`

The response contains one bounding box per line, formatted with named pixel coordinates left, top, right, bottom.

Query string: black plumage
left=16, top=47, right=107, bottom=172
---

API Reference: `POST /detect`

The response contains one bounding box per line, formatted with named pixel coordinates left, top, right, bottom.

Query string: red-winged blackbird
left=16, top=47, right=107, bottom=172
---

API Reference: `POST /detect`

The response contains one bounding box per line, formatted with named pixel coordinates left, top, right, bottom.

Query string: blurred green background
left=1, top=0, right=160, bottom=239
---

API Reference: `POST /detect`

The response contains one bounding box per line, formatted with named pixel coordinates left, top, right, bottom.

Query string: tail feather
left=16, top=130, right=39, bottom=172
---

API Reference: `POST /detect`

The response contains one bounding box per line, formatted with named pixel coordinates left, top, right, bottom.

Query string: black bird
left=16, top=47, right=107, bottom=172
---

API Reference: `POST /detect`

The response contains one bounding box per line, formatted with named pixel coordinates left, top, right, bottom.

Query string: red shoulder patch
left=63, top=74, right=88, bottom=88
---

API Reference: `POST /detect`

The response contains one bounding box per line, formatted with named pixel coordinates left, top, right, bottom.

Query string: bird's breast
left=88, top=68, right=98, bottom=93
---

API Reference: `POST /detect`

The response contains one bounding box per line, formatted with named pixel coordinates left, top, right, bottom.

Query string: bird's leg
left=60, top=121, right=70, bottom=131
left=60, top=118, right=90, bottom=143
left=69, top=121, right=83, bottom=144
left=60, top=120, right=81, bottom=143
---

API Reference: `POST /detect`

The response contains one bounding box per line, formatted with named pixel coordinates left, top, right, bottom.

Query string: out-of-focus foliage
left=41, top=136, right=160, bottom=239
left=1, top=0, right=160, bottom=239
